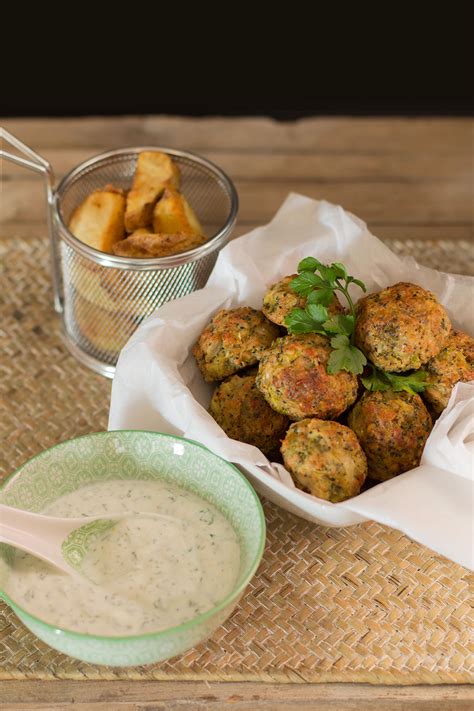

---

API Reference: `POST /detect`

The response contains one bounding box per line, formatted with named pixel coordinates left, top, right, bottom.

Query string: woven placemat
left=0, top=236, right=473, bottom=684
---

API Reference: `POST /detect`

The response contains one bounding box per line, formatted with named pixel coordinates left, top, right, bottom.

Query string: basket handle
left=0, top=128, right=63, bottom=313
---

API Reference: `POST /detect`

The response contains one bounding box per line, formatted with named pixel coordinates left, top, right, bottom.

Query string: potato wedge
left=152, top=188, right=203, bottom=236
left=112, top=230, right=206, bottom=258
left=68, top=189, right=126, bottom=253
left=75, top=293, right=140, bottom=354
left=125, top=152, right=180, bottom=232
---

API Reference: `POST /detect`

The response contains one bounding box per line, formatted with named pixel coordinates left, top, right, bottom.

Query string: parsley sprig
left=283, top=256, right=431, bottom=392
left=361, top=365, right=429, bottom=395
left=284, top=257, right=368, bottom=375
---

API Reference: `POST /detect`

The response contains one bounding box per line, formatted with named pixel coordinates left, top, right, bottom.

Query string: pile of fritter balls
left=192, top=277, right=474, bottom=503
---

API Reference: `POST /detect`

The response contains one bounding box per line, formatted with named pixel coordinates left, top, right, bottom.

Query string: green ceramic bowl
left=0, top=431, right=265, bottom=667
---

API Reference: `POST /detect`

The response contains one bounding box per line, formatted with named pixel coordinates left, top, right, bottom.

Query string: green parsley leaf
left=330, top=262, right=348, bottom=279
left=361, top=368, right=391, bottom=392
left=290, top=272, right=325, bottom=296
left=361, top=366, right=429, bottom=394
left=323, top=314, right=355, bottom=336
left=347, top=276, right=367, bottom=292
left=327, top=343, right=367, bottom=375
left=286, top=255, right=368, bottom=375
left=330, top=334, right=350, bottom=349
left=317, top=264, right=337, bottom=283
left=298, top=256, right=322, bottom=272
left=307, top=287, right=334, bottom=307
left=285, top=309, right=320, bottom=334
left=385, top=370, right=429, bottom=394
left=306, top=303, right=329, bottom=323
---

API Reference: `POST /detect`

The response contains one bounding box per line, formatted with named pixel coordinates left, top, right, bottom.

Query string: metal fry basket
left=1, top=130, right=238, bottom=377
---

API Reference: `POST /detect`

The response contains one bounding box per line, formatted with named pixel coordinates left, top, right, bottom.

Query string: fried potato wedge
left=68, top=188, right=126, bottom=252
left=112, top=229, right=206, bottom=258
left=124, top=152, right=180, bottom=232
left=152, top=188, right=203, bottom=236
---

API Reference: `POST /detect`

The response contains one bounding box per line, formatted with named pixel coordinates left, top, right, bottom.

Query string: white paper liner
left=109, top=194, right=474, bottom=569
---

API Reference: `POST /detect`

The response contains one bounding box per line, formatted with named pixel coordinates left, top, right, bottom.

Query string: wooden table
left=1, top=116, right=473, bottom=710
left=1, top=116, right=472, bottom=243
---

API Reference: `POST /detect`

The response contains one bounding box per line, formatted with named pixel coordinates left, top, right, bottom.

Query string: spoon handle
left=0, top=504, right=76, bottom=575
left=0, top=505, right=184, bottom=576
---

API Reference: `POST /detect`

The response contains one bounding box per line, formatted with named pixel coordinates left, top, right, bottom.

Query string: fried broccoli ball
left=354, top=282, right=451, bottom=372
left=209, top=374, right=290, bottom=454
left=262, top=274, right=343, bottom=327
left=193, top=307, right=279, bottom=382
left=348, top=390, right=432, bottom=481
left=454, top=330, right=474, bottom=363
left=423, top=330, right=474, bottom=415
left=281, top=418, right=367, bottom=502
left=256, top=333, right=358, bottom=420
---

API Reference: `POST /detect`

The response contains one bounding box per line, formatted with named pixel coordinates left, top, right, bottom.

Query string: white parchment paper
left=109, top=194, right=474, bottom=569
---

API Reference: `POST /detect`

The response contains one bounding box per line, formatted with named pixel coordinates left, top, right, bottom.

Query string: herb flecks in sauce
left=6, top=480, right=241, bottom=636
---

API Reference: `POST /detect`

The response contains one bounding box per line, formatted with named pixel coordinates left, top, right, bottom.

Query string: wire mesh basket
left=1, top=132, right=238, bottom=377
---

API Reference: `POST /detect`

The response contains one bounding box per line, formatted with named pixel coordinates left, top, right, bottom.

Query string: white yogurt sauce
left=6, top=480, right=241, bottom=636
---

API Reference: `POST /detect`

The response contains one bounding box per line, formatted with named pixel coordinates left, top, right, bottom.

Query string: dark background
left=2, top=15, right=471, bottom=119
left=3, top=69, right=471, bottom=117
left=1, top=95, right=472, bottom=118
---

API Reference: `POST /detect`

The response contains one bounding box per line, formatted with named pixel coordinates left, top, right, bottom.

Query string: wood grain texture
left=1, top=116, right=472, bottom=247
left=2, top=147, right=471, bottom=181
left=2, top=681, right=474, bottom=710
left=1, top=178, right=472, bottom=225
left=2, top=116, right=472, bottom=151
left=2, top=221, right=472, bottom=242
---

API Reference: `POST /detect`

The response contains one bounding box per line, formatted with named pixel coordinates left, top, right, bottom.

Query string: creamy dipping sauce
left=6, top=480, right=241, bottom=636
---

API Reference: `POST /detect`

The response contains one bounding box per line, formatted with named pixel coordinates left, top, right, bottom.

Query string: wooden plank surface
left=0, top=116, right=473, bottom=710
left=2, top=221, right=472, bottom=242
left=1, top=116, right=472, bottom=243
left=2, top=681, right=474, bottom=711
left=1, top=178, right=472, bottom=224
left=3, top=147, right=471, bottom=181
left=2, top=116, right=472, bottom=151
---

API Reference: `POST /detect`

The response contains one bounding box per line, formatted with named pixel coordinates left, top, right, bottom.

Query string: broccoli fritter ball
left=209, top=374, right=290, bottom=454
left=193, top=307, right=279, bottom=382
left=256, top=333, right=358, bottom=420
left=354, top=282, right=451, bottom=372
left=454, top=330, right=474, bottom=363
left=348, top=390, right=432, bottom=481
left=423, top=330, right=474, bottom=415
left=262, top=274, right=343, bottom=327
left=281, top=418, right=367, bottom=502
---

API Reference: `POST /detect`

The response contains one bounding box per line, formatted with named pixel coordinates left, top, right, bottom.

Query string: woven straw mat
left=0, top=237, right=473, bottom=684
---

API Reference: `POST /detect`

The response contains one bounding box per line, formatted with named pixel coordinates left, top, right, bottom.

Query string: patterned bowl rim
left=0, top=430, right=266, bottom=642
